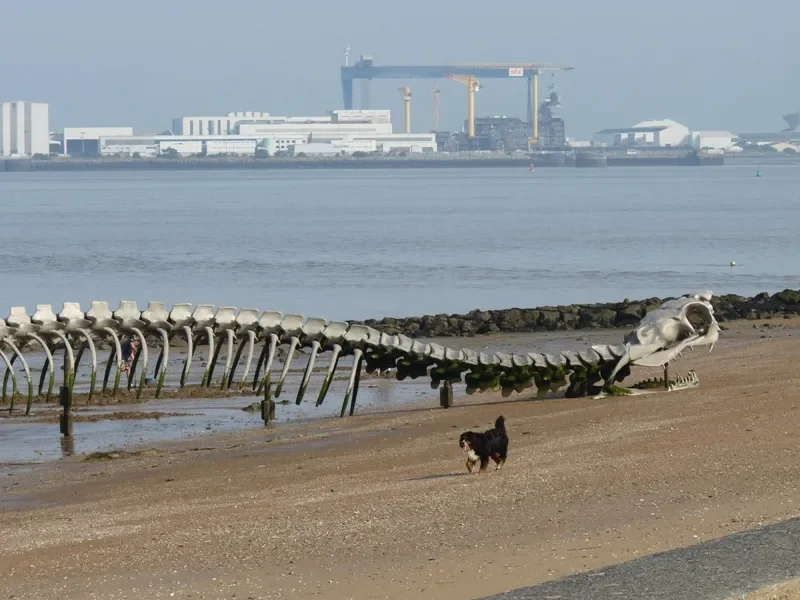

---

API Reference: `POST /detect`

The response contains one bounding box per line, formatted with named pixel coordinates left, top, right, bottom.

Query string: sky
left=2, top=0, right=798, bottom=139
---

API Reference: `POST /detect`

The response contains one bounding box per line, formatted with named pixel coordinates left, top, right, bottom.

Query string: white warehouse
left=691, top=130, right=737, bottom=151
left=171, top=110, right=392, bottom=137
left=62, top=126, right=134, bottom=156
left=594, top=119, right=691, bottom=148
left=0, top=101, right=50, bottom=157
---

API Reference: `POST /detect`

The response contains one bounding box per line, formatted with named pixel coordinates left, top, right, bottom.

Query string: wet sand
left=0, top=320, right=799, bottom=599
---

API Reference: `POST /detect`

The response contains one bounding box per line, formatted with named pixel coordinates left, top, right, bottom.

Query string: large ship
left=782, top=110, right=800, bottom=132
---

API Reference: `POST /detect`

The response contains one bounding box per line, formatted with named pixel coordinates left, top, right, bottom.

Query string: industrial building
left=593, top=119, right=691, bottom=148
left=97, top=108, right=432, bottom=157
left=171, top=110, right=390, bottom=137
left=690, top=131, right=737, bottom=151
left=60, top=127, right=134, bottom=156
left=0, top=101, right=50, bottom=157
left=171, top=112, right=270, bottom=136
left=99, top=135, right=261, bottom=157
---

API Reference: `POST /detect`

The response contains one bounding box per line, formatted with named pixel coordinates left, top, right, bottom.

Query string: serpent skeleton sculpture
left=0, top=290, right=720, bottom=417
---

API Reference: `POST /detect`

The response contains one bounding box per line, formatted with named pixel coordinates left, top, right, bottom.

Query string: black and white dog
left=458, top=416, right=508, bottom=473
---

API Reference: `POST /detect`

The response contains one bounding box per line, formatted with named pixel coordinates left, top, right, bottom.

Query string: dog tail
left=494, top=415, right=505, bottom=431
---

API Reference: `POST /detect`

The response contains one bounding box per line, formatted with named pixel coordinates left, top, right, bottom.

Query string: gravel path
left=483, top=517, right=800, bottom=600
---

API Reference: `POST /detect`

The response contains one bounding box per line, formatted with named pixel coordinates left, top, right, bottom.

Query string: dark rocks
left=350, top=288, right=800, bottom=339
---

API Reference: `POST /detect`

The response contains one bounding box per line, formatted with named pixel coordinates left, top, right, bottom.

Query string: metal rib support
left=0, top=348, right=17, bottom=411
left=180, top=326, right=193, bottom=387
left=78, top=329, right=98, bottom=402
left=103, top=327, right=124, bottom=397
left=5, top=340, right=33, bottom=415
left=256, top=333, right=278, bottom=395
left=200, top=326, right=215, bottom=387
left=130, top=327, right=148, bottom=399
left=296, top=340, right=320, bottom=404
left=22, top=334, right=54, bottom=402
left=47, top=331, right=74, bottom=390
left=220, top=329, right=235, bottom=390
left=155, top=329, right=169, bottom=398
left=36, top=343, right=56, bottom=401
left=2, top=352, right=16, bottom=402
left=275, top=336, right=299, bottom=398
left=316, top=344, right=341, bottom=407
left=349, top=353, right=364, bottom=417
left=237, top=330, right=256, bottom=390
left=341, top=348, right=363, bottom=418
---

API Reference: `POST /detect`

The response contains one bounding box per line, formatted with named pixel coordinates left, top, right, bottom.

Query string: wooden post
left=59, top=385, right=73, bottom=437
left=440, top=380, right=453, bottom=408
left=261, top=380, right=275, bottom=426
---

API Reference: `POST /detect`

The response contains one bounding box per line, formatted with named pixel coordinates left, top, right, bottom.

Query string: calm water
left=0, top=165, right=798, bottom=320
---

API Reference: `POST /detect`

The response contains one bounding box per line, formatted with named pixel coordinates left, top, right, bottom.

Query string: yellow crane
left=445, top=74, right=481, bottom=140
left=429, top=84, right=441, bottom=132
left=455, top=62, right=573, bottom=147
left=398, top=86, right=412, bottom=134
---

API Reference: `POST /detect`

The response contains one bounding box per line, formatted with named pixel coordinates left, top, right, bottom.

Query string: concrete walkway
left=482, top=517, right=800, bottom=600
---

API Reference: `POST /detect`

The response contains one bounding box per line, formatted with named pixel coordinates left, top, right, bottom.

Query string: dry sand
left=740, top=580, right=800, bottom=600
left=1, top=320, right=799, bottom=599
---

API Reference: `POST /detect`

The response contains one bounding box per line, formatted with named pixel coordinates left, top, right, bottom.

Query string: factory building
left=0, top=101, right=50, bottom=157
left=236, top=121, right=391, bottom=140
left=99, top=135, right=261, bottom=157
left=593, top=119, right=691, bottom=148
left=97, top=108, right=433, bottom=157
left=299, top=139, right=378, bottom=156
left=100, top=136, right=158, bottom=157
left=60, top=126, right=134, bottom=156
left=171, top=110, right=391, bottom=136
left=171, top=112, right=270, bottom=136
left=690, top=131, right=737, bottom=151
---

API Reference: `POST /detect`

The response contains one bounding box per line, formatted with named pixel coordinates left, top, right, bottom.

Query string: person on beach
left=119, top=337, right=140, bottom=375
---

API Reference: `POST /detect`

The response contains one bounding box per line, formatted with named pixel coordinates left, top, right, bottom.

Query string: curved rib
left=180, top=326, right=193, bottom=387
left=130, top=327, right=149, bottom=399
left=340, top=348, right=363, bottom=418
left=275, top=336, right=299, bottom=398
left=5, top=340, right=33, bottom=415
left=78, top=329, right=98, bottom=402
left=349, top=353, right=364, bottom=417
left=296, top=340, right=320, bottom=405
left=103, top=327, right=124, bottom=397
left=27, top=334, right=55, bottom=401
left=206, top=334, right=224, bottom=388
left=220, top=329, right=235, bottom=390
left=0, top=348, right=18, bottom=410
left=237, top=330, right=256, bottom=390
left=200, top=326, right=215, bottom=387
left=46, top=331, right=74, bottom=390
left=155, top=328, right=169, bottom=398
left=256, top=333, right=278, bottom=395
left=2, top=352, right=17, bottom=402
left=316, top=344, right=341, bottom=407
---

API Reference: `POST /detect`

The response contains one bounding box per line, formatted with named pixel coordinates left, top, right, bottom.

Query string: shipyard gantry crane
left=429, top=84, right=441, bottom=132
left=398, top=86, right=412, bottom=134
left=340, top=57, right=574, bottom=145
left=446, top=74, right=481, bottom=141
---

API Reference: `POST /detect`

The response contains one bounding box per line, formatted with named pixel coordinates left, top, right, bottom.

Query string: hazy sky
left=2, top=0, right=798, bottom=138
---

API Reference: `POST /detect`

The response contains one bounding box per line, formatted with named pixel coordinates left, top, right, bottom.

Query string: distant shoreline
left=1, top=151, right=794, bottom=173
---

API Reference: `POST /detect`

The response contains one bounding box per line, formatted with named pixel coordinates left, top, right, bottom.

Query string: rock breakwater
left=354, top=289, right=800, bottom=338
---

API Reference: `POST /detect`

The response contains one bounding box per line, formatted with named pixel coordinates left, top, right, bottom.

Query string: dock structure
left=339, top=55, right=573, bottom=146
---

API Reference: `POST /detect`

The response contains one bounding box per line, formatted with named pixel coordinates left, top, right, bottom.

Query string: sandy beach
left=1, top=319, right=799, bottom=599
